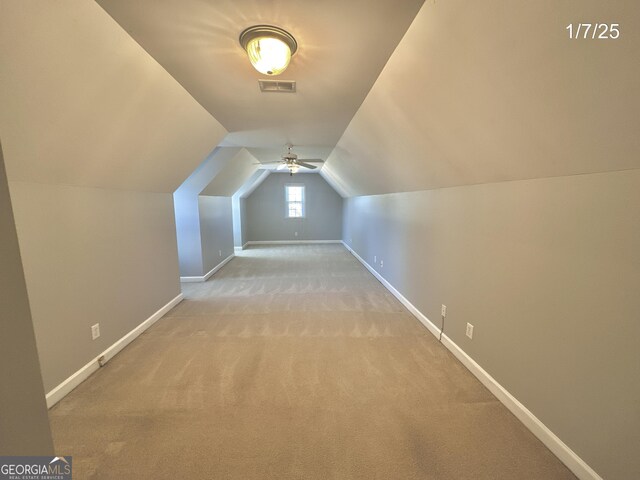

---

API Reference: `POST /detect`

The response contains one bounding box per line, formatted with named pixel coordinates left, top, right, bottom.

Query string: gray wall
left=10, top=183, right=181, bottom=392
left=232, top=170, right=271, bottom=247
left=199, top=196, right=234, bottom=273
left=232, top=196, right=248, bottom=248
left=174, top=194, right=204, bottom=276
left=174, top=147, right=242, bottom=277
left=246, top=173, right=343, bottom=242
left=343, top=168, right=640, bottom=480
left=174, top=191, right=235, bottom=279
left=0, top=144, right=53, bottom=455
left=240, top=198, right=248, bottom=246
left=1, top=0, right=226, bottom=401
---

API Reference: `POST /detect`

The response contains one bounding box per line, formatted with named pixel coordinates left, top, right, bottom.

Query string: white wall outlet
left=91, top=323, right=100, bottom=340
left=466, top=323, right=474, bottom=339
left=219, top=249, right=222, bottom=257
left=441, top=304, right=447, bottom=317
left=294, top=231, right=298, bottom=237
left=374, top=255, right=377, bottom=263
left=380, top=260, right=384, bottom=268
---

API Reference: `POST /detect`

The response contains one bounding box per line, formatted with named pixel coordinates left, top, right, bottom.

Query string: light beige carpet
left=49, top=244, right=576, bottom=479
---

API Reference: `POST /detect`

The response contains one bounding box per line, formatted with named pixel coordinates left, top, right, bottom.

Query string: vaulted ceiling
left=2, top=1, right=638, bottom=198
left=0, top=0, right=226, bottom=193
left=96, top=0, right=425, bottom=165
left=323, top=0, right=640, bottom=196
left=94, top=0, right=640, bottom=197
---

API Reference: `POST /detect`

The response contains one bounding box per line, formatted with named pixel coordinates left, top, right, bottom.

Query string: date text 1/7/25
left=566, top=23, right=620, bottom=39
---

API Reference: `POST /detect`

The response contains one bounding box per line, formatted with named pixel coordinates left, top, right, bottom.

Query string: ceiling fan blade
left=297, top=158, right=324, bottom=163
left=257, top=161, right=284, bottom=165
left=296, top=161, right=318, bottom=169
left=276, top=164, right=287, bottom=170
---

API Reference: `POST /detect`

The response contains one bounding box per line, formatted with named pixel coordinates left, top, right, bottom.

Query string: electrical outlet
left=374, top=255, right=377, bottom=263
left=91, top=323, right=100, bottom=340
left=219, top=250, right=222, bottom=257
left=466, top=323, right=474, bottom=339
left=294, top=231, right=298, bottom=237
left=380, top=260, right=384, bottom=268
left=441, top=304, right=447, bottom=317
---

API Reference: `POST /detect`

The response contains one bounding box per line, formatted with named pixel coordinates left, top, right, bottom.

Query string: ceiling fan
left=260, top=144, right=324, bottom=175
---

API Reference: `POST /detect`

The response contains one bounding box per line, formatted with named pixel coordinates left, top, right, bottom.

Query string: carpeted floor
left=49, top=244, right=576, bottom=479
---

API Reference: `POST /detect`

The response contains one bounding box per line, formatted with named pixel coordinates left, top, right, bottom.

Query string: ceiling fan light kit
left=256, top=145, right=325, bottom=176
left=239, top=25, right=297, bottom=76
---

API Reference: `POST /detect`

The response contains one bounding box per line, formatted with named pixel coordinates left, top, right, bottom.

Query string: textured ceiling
left=96, top=0, right=425, bottom=164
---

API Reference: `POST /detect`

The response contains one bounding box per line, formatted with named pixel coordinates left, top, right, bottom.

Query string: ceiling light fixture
left=239, top=25, right=297, bottom=76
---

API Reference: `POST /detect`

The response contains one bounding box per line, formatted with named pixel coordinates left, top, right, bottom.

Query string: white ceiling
left=201, top=148, right=259, bottom=196
left=96, top=0, right=425, bottom=165
left=5, top=1, right=635, bottom=198
left=0, top=0, right=226, bottom=193
left=324, top=0, right=640, bottom=196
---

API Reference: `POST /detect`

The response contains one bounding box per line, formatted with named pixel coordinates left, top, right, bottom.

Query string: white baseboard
left=246, top=240, right=342, bottom=245
left=180, top=253, right=234, bottom=282
left=341, top=241, right=440, bottom=337
left=234, top=242, right=249, bottom=252
left=440, top=334, right=602, bottom=480
left=341, top=241, right=601, bottom=480
left=46, top=293, right=184, bottom=408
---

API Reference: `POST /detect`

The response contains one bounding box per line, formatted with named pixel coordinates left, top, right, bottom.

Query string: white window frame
left=285, top=184, right=305, bottom=218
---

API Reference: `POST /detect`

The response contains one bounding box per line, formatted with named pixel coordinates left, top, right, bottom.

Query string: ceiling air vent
left=258, top=79, right=296, bottom=93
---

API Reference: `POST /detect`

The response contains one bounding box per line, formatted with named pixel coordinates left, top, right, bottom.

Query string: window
left=285, top=184, right=305, bottom=218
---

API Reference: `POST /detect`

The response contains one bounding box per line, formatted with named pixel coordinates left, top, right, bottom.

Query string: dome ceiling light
left=239, top=25, right=297, bottom=76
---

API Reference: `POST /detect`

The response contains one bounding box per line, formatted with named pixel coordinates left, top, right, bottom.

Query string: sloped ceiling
left=0, top=0, right=227, bottom=193
left=324, top=0, right=640, bottom=196
left=96, top=0, right=425, bottom=165
left=201, top=149, right=259, bottom=196
left=319, top=168, right=349, bottom=199
left=235, top=170, right=271, bottom=199
left=4, top=1, right=635, bottom=199
left=175, top=147, right=242, bottom=197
